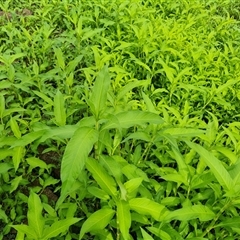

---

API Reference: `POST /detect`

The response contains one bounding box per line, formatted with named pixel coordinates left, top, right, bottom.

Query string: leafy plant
left=1, top=0, right=240, bottom=239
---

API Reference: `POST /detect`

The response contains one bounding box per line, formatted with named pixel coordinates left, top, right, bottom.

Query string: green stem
left=201, top=198, right=232, bottom=238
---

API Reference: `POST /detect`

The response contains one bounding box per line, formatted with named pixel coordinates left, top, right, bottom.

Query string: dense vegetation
left=1, top=0, right=240, bottom=239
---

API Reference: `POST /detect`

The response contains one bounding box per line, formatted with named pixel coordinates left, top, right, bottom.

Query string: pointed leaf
left=129, top=198, right=166, bottom=221
left=117, top=200, right=131, bottom=240
left=10, top=117, right=21, bottom=139
left=142, top=91, right=158, bottom=113
left=0, top=94, right=5, bottom=118
left=0, top=162, right=13, bottom=174
left=100, top=155, right=122, bottom=180
left=86, top=158, right=117, bottom=198
left=79, top=208, right=115, bottom=240
left=11, top=225, right=36, bottom=239
left=26, top=157, right=48, bottom=170
left=11, top=130, right=46, bottom=148
left=163, top=205, right=215, bottom=222
left=0, top=208, right=8, bottom=223
left=43, top=218, right=80, bottom=239
left=0, top=80, right=11, bottom=89
left=33, top=90, right=54, bottom=106
left=39, top=125, right=78, bottom=142
left=124, top=178, right=143, bottom=197
left=140, top=228, right=154, bottom=240
left=54, top=47, right=65, bottom=70
left=0, top=149, right=13, bottom=160
left=102, top=111, right=164, bottom=130
left=27, top=191, right=45, bottom=238
left=54, top=90, right=66, bottom=126
left=89, top=65, right=110, bottom=118
left=12, top=146, right=25, bottom=171
left=122, top=132, right=151, bottom=142
left=10, top=175, right=23, bottom=193
left=61, top=127, right=98, bottom=198
left=185, top=141, right=234, bottom=191
left=216, top=217, right=240, bottom=228
left=117, top=80, right=148, bottom=101
left=147, top=227, right=171, bottom=240
left=162, top=128, right=205, bottom=138
left=87, top=186, right=110, bottom=200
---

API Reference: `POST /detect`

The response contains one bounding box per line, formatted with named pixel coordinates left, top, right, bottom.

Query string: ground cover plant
left=1, top=0, right=240, bottom=239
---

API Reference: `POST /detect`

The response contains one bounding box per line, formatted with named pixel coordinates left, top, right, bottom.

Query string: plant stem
left=201, top=198, right=232, bottom=237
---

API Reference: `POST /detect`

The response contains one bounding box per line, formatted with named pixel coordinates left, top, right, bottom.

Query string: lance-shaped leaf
left=129, top=198, right=166, bottom=221
left=216, top=217, right=240, bottom=228
left=54, top=90, right=66, bottom=126
left=79, top=208, right=115, bottom=240
left=141, top=228, right=154, bottom=240
left=61, top=127, right=98, bottom=199
left=89, top=65, right=110, bottom=118
left=54, top=47, right=65, bottom=70
left=10, top=130, right=46, bottom=148
left=102, top=111, right=164, bottom=130
left=117, top=200, right=131, bottom=240
left=163, top=204, right=215, bottom=222
left=27, top=191, right=45, bottom=238
left=11, top=225, right=36, bottom=239
left=185, top=141, right=234, bottom=191
left=86, top=157, right=117, bottom=198
left=39, top=125, right=79, bottom=142
left=43, top=218, right=81, bottom=239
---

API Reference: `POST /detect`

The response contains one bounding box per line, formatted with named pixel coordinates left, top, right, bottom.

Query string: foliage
left=0, top=0, right=240, bottom=239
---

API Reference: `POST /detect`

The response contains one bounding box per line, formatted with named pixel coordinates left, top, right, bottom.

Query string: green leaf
left=140, top=228, right=154, bottom=240
left=102, top=111, right=164, bottom=130
left=185, top=141, right=234, bottom=191
left=12, top=146, right=25, bottom=171
left=142, top=91, right=158, bottom=113
left=60, top=127, right=98, bottom=199
left=117, top=200, right=131, bottom=239
left=122, top=132, right=151, bottom=142
left=89, top=65, right=110, bottom=118
left=33, top=90, right=54, bottom=106
left=163, top=205, right=215, bottom=222
left=43, top=218, right=80, bottom=239
left=0, top=208, right=8, bottom=223
left=66, top=55, right=83, bottom=74
left=27, top=191, right=45, bottom=238
left=54, top=47, right=65, bottom=70
left=39, top=125, right=78, bottom=142
left=10, top=117, right=21, bottom=139
left=99, top=155, right=122, bottom=180
left=129, top=198, right=166, bottom=221
left=161, top=128, right=205, bottom=138
left=87, top=186, right=110, bottom=200
left=216, top=217, right=240, bottom=228
left=147, top=227, right=171, bottom=240
left=11, top=225, right=36, bottom=239
left=0, top=149, right=13, bottom=161
left=214, top=147, right=238, bottom=164
left=124, top=178, right=143, bottom=198
left=117, top=80, right=148, bottom=101
left=79, top=208, right=115, bottom=240
left=11, top=130, right=46, bottom=148
left=0, top=94, right=5, bottom=118
left=86, top=158, right=117, bottom=198
left=0, top=80, right=11, bottom=89
left=54, top=90, right=66, bottom=126
left=3, top=108, right=26, bottom=118
left=26, top=157, right=48, bottom=171
left=10, top=175, right=22, bottom=193
left=0, top=162, right=13, bottom=174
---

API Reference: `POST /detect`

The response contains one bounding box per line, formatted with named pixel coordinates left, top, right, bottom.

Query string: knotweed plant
left=0, top=0, right=240, bottom=239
